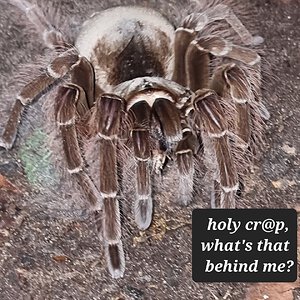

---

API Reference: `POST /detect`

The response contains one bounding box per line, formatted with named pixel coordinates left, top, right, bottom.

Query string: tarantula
left=0, top=0, right=269, bottom=278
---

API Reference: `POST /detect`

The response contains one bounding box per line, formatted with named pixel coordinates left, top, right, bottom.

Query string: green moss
left=18, top=129, right=58, bottom=187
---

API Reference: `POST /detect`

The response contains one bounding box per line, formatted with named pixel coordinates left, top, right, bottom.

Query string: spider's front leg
left=115, top=77, right=195, bottom=207
left=91, top=93, right=125, bottom=278
left=55, top=84, right=101, bottom=208
left=127, top=92, right=183, bottom=226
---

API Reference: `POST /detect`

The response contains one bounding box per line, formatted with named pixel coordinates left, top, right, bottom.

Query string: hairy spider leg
left=212, top=64, right=254, bottom=149
left=55, top=84, right=101, bottom=209
left=172, top=10, right=262, bottom=207
left=175, top=121, right=198, bottom=205
left=185, top=4, right=264, bottom=46
left=9, top=0, right=70, bottom=49
left=185, top=36, right=260, bottom=92
left=127, top=101, right=153, bottom=230
left=90, top=93, right=125, bottom=278
left=71, top=57, right=96, bottom=109
left=0, top=50, right=80, bottom=149
left=192, top=89, right=239, bottom=208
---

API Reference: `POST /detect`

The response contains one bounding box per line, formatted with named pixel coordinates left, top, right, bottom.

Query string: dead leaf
left=0, top=229, right=10, bottom=237
left=271, top=179, right=298, bottom=190
left=52, top=255, right=70, bottom=262
left=272, top=180, right=283, bottom=189
left=245, top=281, right=300, bottom=300
left=246, top=227, right=300, bottom=300
left=282, top=144, right=296, bottom=155
left=0, top=174, right=20, bottom=193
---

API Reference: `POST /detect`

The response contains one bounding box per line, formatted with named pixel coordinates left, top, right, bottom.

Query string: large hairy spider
left=0, top=0, right=269, bottom=278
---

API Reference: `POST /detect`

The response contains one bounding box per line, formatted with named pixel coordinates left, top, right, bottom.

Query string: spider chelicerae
left=0, top=0, right=269, bottom=278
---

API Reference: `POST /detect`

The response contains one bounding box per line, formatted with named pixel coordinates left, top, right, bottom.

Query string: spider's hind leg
left=185, top=36, right=260, bottom=92
left=212, top=63, right=254, bottom=150
left=172, top=3, right=263, bottom=87
left=9, top=0, right=70, bottom=49
left=184, top=4, right=263, bottom=46
left=192, top=90, right=239, bottom=208
left=180, top=34, right=264, bottom=208
left=175, top=125, right=197, bottom=206
left=211, top=63, right=267, bottom=155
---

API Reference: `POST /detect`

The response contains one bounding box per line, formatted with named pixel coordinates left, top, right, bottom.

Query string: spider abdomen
left=75, top=7, right=175, bottom=90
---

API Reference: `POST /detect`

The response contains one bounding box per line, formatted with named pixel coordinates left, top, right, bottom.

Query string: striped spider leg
left=0, top=0, right=112, bottom=275
left=89, top=93, right=125, bottom=278
left=173, top=9, right=266, bottom=208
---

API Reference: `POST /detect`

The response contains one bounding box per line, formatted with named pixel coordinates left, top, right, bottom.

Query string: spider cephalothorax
left=0, top=0, right=269, bottom=278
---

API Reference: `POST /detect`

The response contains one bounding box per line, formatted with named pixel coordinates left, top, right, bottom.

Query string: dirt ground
left=0, top=0, right=299, bottom=299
